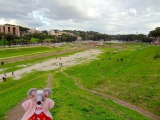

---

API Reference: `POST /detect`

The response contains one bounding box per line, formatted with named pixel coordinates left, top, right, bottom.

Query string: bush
left=154, top=53, right=160, bottom=59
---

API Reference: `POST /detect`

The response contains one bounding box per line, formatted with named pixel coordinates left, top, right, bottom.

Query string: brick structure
left=0, top=25, right=20, bottom=36
left=152, top=37, right=160, bottom=45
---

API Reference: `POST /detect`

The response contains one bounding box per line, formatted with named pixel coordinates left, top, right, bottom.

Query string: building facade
left=28, top=28, right=41, bottom=34
left=0, top=25, right=20, bottom=36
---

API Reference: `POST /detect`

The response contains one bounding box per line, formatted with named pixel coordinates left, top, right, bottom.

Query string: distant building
left=49, top=30, right=82, bottom=41
left=49, top=30, right=66, bottom=37
left=76, top=36, right=82, bottom=41
left=28, top=28, right=41, bottom=34
left=0, top=24, right=20, bottom=36
left=49, top=30, right=56, bottom=35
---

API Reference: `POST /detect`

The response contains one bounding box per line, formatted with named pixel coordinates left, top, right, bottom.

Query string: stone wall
left=152, top=37, right=160, bottom=45
left=0, top=25, right=20, bottom=36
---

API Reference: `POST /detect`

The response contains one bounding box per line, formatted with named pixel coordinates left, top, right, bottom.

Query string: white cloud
left=129, top=8, right=137, bottom=16
left=0, top=0, right=159, bottom=34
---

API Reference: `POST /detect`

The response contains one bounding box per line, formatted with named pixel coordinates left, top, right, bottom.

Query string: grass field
left=50, top=72, right=150, bottom=120
left=0, top=71, right=47, bottom=119
left=0, top=43, right=86, bottom=74
left=0, top=42, right=159, bottom=119
left=65, top=43, right=160, bottom=116
left=0, top=45, right=69, bottom=59
left=0, top=48, right=85, bottom=74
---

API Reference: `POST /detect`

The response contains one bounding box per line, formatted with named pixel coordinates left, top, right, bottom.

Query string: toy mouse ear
left=44, top=88, right=52, bottom=97
left=27, top=88, right=37, bottom=97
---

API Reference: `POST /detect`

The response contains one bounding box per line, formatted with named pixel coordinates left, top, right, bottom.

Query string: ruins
left=0, top=24, right=20, bottom=36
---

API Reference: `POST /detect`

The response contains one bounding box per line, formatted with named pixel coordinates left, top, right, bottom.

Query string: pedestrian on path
left=4, top=73, right=6, bottom=76
left=2, top=76, right=6, bottom=82
left=12, top=71, right=14, bottom=76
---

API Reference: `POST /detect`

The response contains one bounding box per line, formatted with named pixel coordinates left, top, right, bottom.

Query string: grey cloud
left=41, top=0, right=98, bottom=21
left=0, top=0, right=159, bottom=34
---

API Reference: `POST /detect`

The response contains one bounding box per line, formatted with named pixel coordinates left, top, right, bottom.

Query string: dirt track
left=0, top=49, right=101, bottom=80
left=3, top=49, right=100, bottom=119
left=62, top=72, right=160, bottom=120
left=0, top=47, right=89, bottom=64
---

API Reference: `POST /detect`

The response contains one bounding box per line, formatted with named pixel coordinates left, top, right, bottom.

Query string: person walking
left=4, top=73, right=6, bottom=76
left=2, top=76, right=6, bottom=82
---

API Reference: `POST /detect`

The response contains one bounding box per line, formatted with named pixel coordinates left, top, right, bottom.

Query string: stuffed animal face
left=27, top=88, right=52, bottom=105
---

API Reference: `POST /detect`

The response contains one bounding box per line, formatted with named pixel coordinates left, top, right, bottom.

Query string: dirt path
left=0, top=46, right=94, bottom=64
left=3, top=49, right=101, bottom=119
left=4, top=74, right=53, bottom=120
left=0, top=49, right=101, bottom=80
left=62, top=72, right=160, bottom=120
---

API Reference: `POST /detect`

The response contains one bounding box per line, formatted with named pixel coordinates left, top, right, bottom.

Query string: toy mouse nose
left=37, top=101, right=41, bottom=105
left=36, top=96, right=42, bottom=105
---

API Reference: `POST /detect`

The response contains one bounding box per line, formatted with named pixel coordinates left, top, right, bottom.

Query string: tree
left=23, top=36, right=31, bottom=45
left=4, top=34, right=15, bottom=46
left=42, top=30, right=48, bottom=35
left=19, top=26, right=30, bottom=32
left=148, top=27, right=160, bottom=37
left=60, top=34, right=77, bottom=42
left=0, top=33, right=3, bottom=44
left=37, top=34, right=45, bottom=44
left=13, top=35, right=21, bottom=45
left=0, top=33, right=6, bottom=46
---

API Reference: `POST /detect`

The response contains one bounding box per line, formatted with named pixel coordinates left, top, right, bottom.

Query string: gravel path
left=0, top=49, right=101, bottom=81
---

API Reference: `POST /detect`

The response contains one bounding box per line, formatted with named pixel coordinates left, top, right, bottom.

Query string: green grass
left=0, top=39, right=9, bottom=46
left=0, top=42, right=84, bottom=59
left=50, top=72, right=150, bottom=120
left=0, top=42, right=159, bottom=119
left=30, top=37, right=39, bottom=42
left=0, top=46, right=59, bottom=58
left=0, top=71, right=48, bottom=119
left=64, top=44, right=160, bottom=116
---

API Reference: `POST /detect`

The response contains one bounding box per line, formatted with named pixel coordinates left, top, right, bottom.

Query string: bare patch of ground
left=0, top=49, right=101, bottom=80
left=0, top=46, right=94, bottom=64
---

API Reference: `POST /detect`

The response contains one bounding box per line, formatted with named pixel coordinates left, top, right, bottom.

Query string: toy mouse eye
left=37, top=90, right=43, bottom=94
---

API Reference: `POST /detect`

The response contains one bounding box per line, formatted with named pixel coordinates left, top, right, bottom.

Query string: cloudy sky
left=0, top=0, right=159, bottom=35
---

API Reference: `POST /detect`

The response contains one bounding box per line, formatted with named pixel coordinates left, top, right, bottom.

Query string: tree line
left=64, top=29, right=157, bottom=43
left=0, top=26, right=160, bottom=46
left=0, top=33, right=77, bottom=47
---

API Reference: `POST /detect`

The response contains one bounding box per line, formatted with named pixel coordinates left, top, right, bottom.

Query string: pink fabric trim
left=21, top=98, right=54, bottom=120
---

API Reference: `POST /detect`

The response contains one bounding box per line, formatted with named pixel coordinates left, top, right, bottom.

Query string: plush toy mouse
left=21, top=88, right=55, bottom=120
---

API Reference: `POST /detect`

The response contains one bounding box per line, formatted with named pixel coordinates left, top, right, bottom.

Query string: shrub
left=154, top=53, right=160, bottom=59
